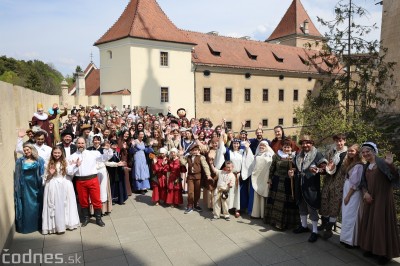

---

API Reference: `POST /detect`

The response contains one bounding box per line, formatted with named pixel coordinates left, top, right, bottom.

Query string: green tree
left=297, top=0, right=395, bottom=150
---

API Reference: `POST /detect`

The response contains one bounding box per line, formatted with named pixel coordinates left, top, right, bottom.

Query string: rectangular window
left=245, top=120, right=251, bottom=128
left=160, top=87, right=169, bottom=103
left=203, top=87, right=211, bottom=102
left=262, top=119, right=268, bottom=127
left=226, top=121, right=232, bottom=130
left=293, top=117, right=298, bottom=125
left=279, top=89, right=284, bottom=101
left=262, top=89, right=269, bottom=102
left=225, top=88, right=232, bottom=102
left=293, top=89, right=299, bottom=101
left=160, top=52, right=168, bottom=66
left=278, top=118, right=284, bottom=125
left=244, top=88, right=251, bottom=102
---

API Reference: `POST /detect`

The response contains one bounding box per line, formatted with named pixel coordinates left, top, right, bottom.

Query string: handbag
left=221, top=189, right=229, bottom=200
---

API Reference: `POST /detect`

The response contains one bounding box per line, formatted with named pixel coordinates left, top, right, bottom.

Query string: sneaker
left=184, top=208, right=193, bottom=214
left=210, top=216, right=219, bottom=221
left=225, top=216, right=230, bottom=221
left=293, top=226, right=310, bottom=234
left=194, top=206, right=203, bottom=212
left=308, top=232, right=318, bottom=243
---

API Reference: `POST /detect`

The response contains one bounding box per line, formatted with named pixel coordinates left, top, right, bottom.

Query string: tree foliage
left=296, top=0, right=396, bottom=152
left=0, top=55, right=64, bottom=95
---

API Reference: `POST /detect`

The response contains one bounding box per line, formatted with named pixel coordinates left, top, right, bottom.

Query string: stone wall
left=381, top=0, right=400, bottom=113
left=0, top=81, right=59, bottom=250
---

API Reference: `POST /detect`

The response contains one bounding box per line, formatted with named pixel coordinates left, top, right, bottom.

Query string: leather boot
left=94, top=209, right=105, bottom=227
left=322, top=222, right=334, bottom=239
left=81, top=208, right=90, bottom=227
left=318, top=216, right=328, bottom=231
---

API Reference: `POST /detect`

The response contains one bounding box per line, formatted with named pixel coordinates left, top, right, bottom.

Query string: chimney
left=240, top=36, right=251, bottom=40
left=76, top=71, right=85, bottom=96
left=207, top=31, right=219, bottom=36
left=303, top=20, right=309, bottom=34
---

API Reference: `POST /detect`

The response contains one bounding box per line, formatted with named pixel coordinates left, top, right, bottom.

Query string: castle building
left=95, top=0, right=327, bottom=136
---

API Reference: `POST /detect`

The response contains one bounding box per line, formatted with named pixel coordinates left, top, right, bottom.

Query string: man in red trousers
left=67, top=137, right=113, bottom=227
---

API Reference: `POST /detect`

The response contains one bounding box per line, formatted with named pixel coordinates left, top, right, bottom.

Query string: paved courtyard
left=6, top=192, right=400, bottom=266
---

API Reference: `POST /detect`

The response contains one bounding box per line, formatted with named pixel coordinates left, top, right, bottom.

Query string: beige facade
left=97, top=38, right=195, bottom=117
left=0, top=81, right=59, bottom=250
left=195, top=67, right=319, bottom=139
left=381, top=0, right=400, bottom=113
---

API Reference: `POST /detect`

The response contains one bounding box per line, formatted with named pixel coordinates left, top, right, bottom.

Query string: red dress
left=151, top=158, right=168, bottom=203
left=166, top=158, right=183, bottom=205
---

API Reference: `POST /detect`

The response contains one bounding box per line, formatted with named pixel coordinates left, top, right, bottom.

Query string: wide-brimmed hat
left=80, top=124, right=91, bottom=131
left=299, top=134, right=314, bottom=145
left=61, top=130, right=74, bottom=139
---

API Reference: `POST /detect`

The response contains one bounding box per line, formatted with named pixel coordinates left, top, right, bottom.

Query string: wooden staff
left=288, top=155, right=294, bottom=199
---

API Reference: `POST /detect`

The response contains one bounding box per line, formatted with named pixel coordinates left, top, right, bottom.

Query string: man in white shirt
left=16, top=130, right=52, bottom=166
left=67, top=137, right=113, bottom=227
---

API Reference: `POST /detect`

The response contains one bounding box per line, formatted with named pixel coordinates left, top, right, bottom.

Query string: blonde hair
left=22, top=143, right=39, bottom=161
left=343, top=144, right=363, bottom=173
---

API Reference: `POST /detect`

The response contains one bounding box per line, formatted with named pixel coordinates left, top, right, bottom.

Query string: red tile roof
left=267, top=0, right=322, bottom=41
left=185, top=31, right=329, bottom=74
left=101, top=89, right=131, bottom=95
left=94, top=0, right=194, bottom=46
left=68, top=63, right=100, bottom=96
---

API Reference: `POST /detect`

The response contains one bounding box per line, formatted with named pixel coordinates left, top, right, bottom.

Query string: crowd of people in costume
left=14, top=103, right=400, bottom=265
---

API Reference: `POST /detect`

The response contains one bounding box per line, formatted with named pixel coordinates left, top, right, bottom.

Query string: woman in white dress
left=215, top=133, right=253, bottom=218
left=340, top=144, right=364, bottom=248
left=245, top=141, right=275, bottom=218
left=42, top=146, right=80, bottom=234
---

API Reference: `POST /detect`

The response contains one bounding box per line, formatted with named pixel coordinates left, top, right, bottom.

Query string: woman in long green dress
left=264, top=138, right=299, bottom=230
left=14, top=143, right=45, bottom=234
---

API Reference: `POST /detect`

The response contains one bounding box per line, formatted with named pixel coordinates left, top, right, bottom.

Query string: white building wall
left=98, top=39, right=132, bottom=94
left=97, top=38, right=195, bottom=117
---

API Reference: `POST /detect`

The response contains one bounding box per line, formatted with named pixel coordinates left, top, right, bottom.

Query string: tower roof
left=267, top=0, right=322, bottom=41
left=94, top=0, right=194, bottom=46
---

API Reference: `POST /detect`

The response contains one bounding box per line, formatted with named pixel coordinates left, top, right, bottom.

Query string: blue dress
left=130, top=141, right=152, bottom=190
left=14, top=158, right=45, bottom=234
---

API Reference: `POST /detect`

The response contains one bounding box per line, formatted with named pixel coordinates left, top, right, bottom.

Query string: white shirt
left=16, top=138, right=52, bottom=166
left=215, top=169, right=235, bottom=190
left=67, top=148, right=113, bottom=177
left=64, top=146, right=71, bottom=159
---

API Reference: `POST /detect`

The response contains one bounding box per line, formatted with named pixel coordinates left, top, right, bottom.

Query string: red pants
left=76, top=177, right=102, bottom=209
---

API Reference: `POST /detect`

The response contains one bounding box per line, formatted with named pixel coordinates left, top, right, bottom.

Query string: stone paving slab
left=4, top=191, right=400, bottom=265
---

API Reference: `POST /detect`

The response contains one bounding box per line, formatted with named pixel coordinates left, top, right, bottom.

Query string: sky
left=0, top=0, right=383, bottom=77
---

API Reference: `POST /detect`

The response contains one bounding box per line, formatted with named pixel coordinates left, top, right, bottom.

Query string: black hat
left=61, top=130, right=74, bottom=139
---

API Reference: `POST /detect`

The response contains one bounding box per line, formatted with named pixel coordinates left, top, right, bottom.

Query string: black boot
left=81, top=208, right=90, bottom=227
left=94, top=209, right=105, bottom=227
left=322, top=222, right=335, bottom=239
left=318, top=216, right=328, bottom=231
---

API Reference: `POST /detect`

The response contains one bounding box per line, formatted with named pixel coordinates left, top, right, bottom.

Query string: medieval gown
left=340, top=163, right=363, bottom=246
left=166, top=158, right=183, bottom=205
left=264, top=151, right=300, bottom=230
left=130, top=141, right=153, bottom=191
left=42, top=162, right=80, bottom=234
left=14, top=157, right=45, bottom=234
